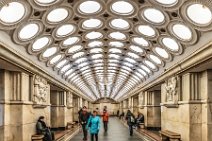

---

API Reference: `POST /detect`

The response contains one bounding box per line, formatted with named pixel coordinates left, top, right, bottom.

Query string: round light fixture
left=79, top=1, right=101, bottom=14
left=109, top=32, right=126, bottom=40
left=50, top=54, right=62, bottom=64
left=85, top=31, right=103, bottom=39
left=111, top=1, right=134, bottom=15
left=155, top=47, right=169, bottom=59
left=47, top=8, right=69, bottom=23
left=143, top=8, right=165, bottom=24
left=187, top=4, right=212, bottom=25
left=43, top=47, right=57, bottom=58
left=129, top=45, right=144, bottom=53
left=19, top=23, right=39, bottom=40
left=132, top=37, right=149, bottom=47
left=172, top=23, right=192, bottom=41
left=110, top=18, right=130, bottom=30
left=162, top=37, right=179, bottom=52
left=68, top=45, right=83, bottom=53
left=136, top=25, right=156, bottom=37
left=32, top=36, right=50, bottom=51
left=0, top=2, right=25, bottom=24
left=56, top=24, right=75, bottom=37
left=62, top=37, right=80, bottom=46
left=82, top=19, right=102, bottom=29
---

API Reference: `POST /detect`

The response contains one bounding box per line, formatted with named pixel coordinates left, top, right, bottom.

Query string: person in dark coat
left=125, top=110, right=135, bottom=136
left=79, top=106, right=90, bottom=141
left=36, top=116, right=55, bottom=141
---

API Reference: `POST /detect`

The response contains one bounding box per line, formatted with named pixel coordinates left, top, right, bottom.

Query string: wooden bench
left=138, top=123, right=145, bottom=129
left=31, top=134, right=44, bottom=141
left=160, top=130, right=181, bottom=141
left=66, top=121, right=76, bottom=129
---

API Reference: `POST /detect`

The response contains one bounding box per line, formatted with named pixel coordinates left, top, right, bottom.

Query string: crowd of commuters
left=35, top=107, right=144, bottom=141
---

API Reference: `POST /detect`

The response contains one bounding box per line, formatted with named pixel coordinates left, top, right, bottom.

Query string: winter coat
left=79, top=111, right=90, bottom=125
left=102, top=112, right=109, bottom=122
left=86, top=115, right=100, bottom=134
left=126, top=112, right=135, bottom=126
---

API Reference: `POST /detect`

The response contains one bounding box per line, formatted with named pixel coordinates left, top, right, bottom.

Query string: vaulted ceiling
left=0, top=0, right=211, bottom=101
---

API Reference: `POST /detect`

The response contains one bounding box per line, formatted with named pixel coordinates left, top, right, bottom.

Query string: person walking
left=86, top=110, right=100, bottom=141
left=79, top=106, right=90, bottom=141
left=126, top=110, right=136, bottom=136
left=102, top=109, right=109, bottom=132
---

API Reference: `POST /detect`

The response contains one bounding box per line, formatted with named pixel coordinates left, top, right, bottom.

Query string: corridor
left=70, top=117, right=152, bottom=141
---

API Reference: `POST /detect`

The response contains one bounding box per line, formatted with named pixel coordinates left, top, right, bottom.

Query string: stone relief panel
left=66, top=92, right=73, bottom=108
left=164, top=76, right=180, bottom=107
left=33, top=75, right=49, bottom=106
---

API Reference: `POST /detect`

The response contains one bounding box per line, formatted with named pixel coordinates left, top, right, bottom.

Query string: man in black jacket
left=36, top=116, right=55, bottom=141
left=79, top=106, right=90, bottom=141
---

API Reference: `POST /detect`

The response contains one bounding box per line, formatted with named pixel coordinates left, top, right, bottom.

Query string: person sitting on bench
left=134, top=113, right=144, bottom=128
left=36, top=116, right=55, bottom=141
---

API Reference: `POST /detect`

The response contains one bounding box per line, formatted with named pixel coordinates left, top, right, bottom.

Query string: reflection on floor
left=69, top=117, right=152, bottom=141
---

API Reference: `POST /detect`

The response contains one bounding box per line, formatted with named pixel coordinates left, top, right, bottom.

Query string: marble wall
left=0, top=70, right=78, bottom=141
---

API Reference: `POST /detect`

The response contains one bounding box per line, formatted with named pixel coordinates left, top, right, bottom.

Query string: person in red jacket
left=102, top=109, right=109, bottom=132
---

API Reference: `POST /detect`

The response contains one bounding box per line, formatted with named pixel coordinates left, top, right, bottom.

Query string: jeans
left=82, top=124, right=88, bottom=140
left=129, top=125, right=133, bottom=136
left=103, top=121, right=108, bottom=132
left=91, top=133, right=98, bottom=141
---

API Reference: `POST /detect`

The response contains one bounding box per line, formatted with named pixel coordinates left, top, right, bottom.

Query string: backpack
left=130, top=115, right=135, bottom=123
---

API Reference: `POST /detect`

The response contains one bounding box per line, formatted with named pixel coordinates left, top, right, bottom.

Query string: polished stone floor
left=70, top=117, right=151, bottom=141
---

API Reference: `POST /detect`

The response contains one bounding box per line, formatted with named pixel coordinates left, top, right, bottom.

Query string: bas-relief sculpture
left=164, top=76, right=179, bottom=107
left=67, top=92, right=73, bottom=108
left=33, top=75, right=49, bottom=106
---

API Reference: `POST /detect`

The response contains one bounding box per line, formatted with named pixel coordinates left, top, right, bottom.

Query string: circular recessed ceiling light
left=62, top=37, right=80, bottom=46
left=109, top=48, right=122, bottom=53
left=155, top=0, right=178, bottom=6
left=132, top=37, right=149, bottom=47
left=82, top=19, right=102, bottom=29
left=32, top=36, right=50, bottom=51
left=68, top=45, right=83, bottom=53
left=162, top=37, right=179, bottom=52
left=109, top=54, right=120, bottom=59
left=56, top=24, right=75, bottom=37
left=56, top=59, right=68, bottom=68
left=85, top=31, right=103, bottom=40
left=61, top=64, right=71, bottom=73
left=90, top=48, right=103, bottom=53
left=129, top=45, right=144, bottom=53
left=19, top=23, right=39, bottom=40
left=137, top=25, right=156, bottom=37
left=50, top=54, right=62, bottom=65
left=187, top=4, right=212, bottom=25
left=140, top=65, right=151, bottom=73
left=47, top=8, right=69, bottom=23
left=0, top=2, right=25, bottom=24
left=88, top=41, right=103, bottom=47
left=79, top=1, right=101, bottom=14
left=149, top=54, right=162, bottom=65
left=43, top=47, right=57, bottom=58
left=127, top=52, right=140, bottom=59
left=109, top=41, right=124, bottom=47
left=172, top=23, right=192, bottom=41
left=72, top=52, right=85, bottom=59
left=143, top=8, right=165, bottom=24
left=109, top=32, right=126, bottom=40
left=155, top=47, right=169, bottom=59
left=111, top=1, right=134, bottom=15
left=144, top=60, right=156, bottom=70
left=110, top=18, right=130, bottom=30
left=35, top=0, right=58, bottom=6
left=92, top=54, right=103, bottom=59
left=125, top=57, right=136, bottom=63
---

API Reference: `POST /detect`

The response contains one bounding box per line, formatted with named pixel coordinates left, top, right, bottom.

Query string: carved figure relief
left=34, top=75, right=49, bottom=105
left=67, top=92, right=73, bottom=108
left=164, top=77, right=178, bottom=104
left=191, top=106, right=201, bottom=123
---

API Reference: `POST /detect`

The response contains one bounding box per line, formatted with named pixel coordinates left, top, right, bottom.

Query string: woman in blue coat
left=86, top=110, right=101, bottom=141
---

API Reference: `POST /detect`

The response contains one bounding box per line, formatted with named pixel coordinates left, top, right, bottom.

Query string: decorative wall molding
left=67, top=92, right=73, bottom=108
left=33, top=75, right=49, bottom=108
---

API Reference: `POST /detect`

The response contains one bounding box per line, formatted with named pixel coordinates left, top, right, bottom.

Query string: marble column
left=65, top=92, right=74, bottom=124
left=50, top=90, right=66, bottom=128
left=160, top=72, right=212, bottom=141
left=138, top=90, right=161, bottom=128
left=0, top=71, right=51, bottom=141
